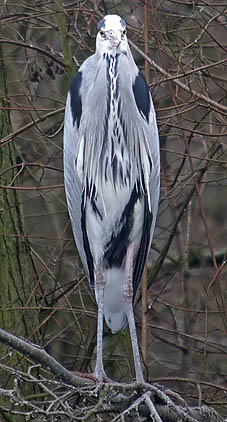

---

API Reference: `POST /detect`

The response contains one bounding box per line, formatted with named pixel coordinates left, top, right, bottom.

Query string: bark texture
left=0, top=43, right=37, bottom=421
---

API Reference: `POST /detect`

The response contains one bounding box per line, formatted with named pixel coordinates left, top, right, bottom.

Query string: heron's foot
left=93, top=365, right=110, bottom=383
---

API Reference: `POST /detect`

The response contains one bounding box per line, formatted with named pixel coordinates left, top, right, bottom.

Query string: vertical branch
left=184, top=140, right=227, bottom=332
left=144, top=0, right=150, bottom=81
left=141, top=0, right=150, bottom=372
left=180, top=201, right=197, bottom=380
left=54, top=0, right=75, bottom=86
left=141, top=266, right=148, bottom=370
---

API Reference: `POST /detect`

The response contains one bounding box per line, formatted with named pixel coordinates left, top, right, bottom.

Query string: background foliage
left=0, top=0, right=226, bottom=420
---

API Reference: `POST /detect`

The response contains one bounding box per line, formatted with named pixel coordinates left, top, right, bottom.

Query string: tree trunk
left=0, top=43, right=37, bottom=421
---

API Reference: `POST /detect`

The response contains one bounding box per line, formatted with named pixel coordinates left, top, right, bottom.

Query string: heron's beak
left=108, top=30, right=121, bottom=48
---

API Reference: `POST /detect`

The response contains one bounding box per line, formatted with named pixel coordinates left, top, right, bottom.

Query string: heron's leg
left=124, top=243, right=144, bottom=383
left=94, top=267, right=106, bottom=382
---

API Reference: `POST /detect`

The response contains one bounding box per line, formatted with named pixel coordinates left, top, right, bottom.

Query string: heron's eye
left=122, top=29, right=127, bottom=36
left=99, top=29, right=105, bottom=38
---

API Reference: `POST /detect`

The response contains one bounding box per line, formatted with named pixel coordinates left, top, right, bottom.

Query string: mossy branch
left=54, top=0, right=75, bottom=83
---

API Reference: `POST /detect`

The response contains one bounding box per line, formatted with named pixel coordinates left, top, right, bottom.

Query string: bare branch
left=0, top=328, right=88, bottom=387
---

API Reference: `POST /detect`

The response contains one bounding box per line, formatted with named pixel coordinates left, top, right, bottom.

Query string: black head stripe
left=120, top=18, right=126, bottom=29
left=97, top=18, right=105, bottom=31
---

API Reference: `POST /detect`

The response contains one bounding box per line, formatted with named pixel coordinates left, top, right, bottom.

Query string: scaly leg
left=93, top=267, right=107, bottom=382
left=124, top=243, right=144, bottom=382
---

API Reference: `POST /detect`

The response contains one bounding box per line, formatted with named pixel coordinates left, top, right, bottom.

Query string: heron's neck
left=99, top=53, right=129, bottom=186
left=104, top=52, right=119, bottom=81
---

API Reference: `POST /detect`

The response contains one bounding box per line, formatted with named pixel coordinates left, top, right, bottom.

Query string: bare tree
left=0, top=0, right=226, bottom=420
left=0, top=41, right=38, bottom=421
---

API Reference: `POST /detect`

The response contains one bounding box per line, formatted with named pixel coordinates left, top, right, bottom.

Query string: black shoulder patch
left=70, top=71, right=82, bottom=129
left=132, top=70, right=150, bottom=123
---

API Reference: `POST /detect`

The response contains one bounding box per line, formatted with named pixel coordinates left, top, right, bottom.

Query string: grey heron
left=64, top=14, right=160, bottom=382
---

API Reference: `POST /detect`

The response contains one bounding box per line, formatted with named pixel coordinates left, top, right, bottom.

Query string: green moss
left=0, top=43, right=37, bottom=422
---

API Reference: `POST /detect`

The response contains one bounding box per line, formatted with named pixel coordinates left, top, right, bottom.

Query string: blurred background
left=0, top=0, right=226, bottom=416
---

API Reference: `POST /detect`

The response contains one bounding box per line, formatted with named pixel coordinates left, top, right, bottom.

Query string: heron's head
left=96, top=15, right=128, bottom=55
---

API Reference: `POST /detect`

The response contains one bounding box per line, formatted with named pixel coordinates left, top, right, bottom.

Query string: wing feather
left=64, top=76, right=93, bottom=286
left=131, top=69, right=160, bottom=298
